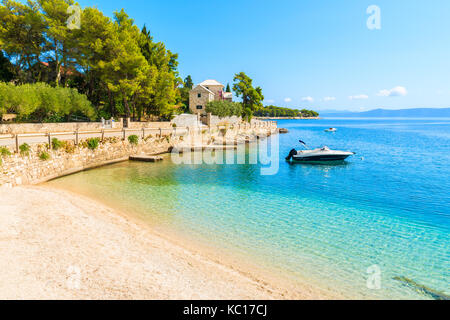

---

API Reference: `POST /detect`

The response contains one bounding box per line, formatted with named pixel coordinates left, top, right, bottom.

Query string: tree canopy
left=206, top=100, right=242, bottom=118
left=253, top=105, right=319, bottom=118
left=232, top=72, right=264, bottom=121
left=0, top=51, right=14, bottom=82
left=0, top=1, right=286, bottom=123
left=0, top=0, right=182, bottom=121
left=0, top=82, right=95, bottom=122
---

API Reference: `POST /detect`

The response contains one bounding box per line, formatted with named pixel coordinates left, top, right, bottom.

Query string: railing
left=68, top=114, right=91, bottom=122
left=0, top=121, right=277, bottom=152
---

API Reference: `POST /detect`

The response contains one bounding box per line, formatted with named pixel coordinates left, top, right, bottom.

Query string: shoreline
left=0, top=185, right=332, bottom=300
left=255, top=117, right=321, bottom=120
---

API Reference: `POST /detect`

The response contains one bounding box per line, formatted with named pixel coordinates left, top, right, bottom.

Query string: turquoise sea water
left=48, top=118, right=450, bottom=299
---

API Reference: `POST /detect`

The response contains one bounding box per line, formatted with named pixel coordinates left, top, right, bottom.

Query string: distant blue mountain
left=321, top=108, right=450, bottom=118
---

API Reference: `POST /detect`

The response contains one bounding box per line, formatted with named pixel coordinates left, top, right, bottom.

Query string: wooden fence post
left=123, top=129, right=126, bottom=140
left=101, top=130, right=105, bottom=142
left=75, top=131, right=79, bottom=145
left=142, top=128, right=145, bottom=139
left=15, top=134, right=19, bottom=153
left=159, top=128, right=162, bottom=137
left=48, top=133, right=52, bottom=150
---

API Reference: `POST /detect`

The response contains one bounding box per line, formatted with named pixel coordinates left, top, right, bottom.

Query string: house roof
left=192, top=84, right=214, bottom=95
left=199, top=79, right=224, bottom=87
left=40, top=61, right=77, bottom=76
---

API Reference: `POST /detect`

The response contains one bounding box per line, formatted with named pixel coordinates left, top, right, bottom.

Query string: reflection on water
left=287, top=160, right=351, bottom=168
left=287, top=161, right=351, bottom=180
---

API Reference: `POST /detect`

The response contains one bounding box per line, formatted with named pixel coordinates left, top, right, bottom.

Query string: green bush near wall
left=206, top=101, right=243, bottom=117
left=19, top=143, right=30, bottom=156
left=0, top=82, right=95, bottom=122
left=39, top=151, right=50, bottom=161
left=85, top=138, right=100, bottom=150
left=0, top=146, right=11, bottom=166
left=51, top=138, right=63, bottom=150
left=128, top=135, right=139, bottom=145
left=0, top=146, right=11, bottom=156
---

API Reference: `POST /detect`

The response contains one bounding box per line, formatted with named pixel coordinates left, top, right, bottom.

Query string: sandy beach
left=0, top=185, right=325, bottom=300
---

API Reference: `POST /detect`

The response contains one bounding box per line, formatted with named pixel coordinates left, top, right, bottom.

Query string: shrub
left=0, top=146, right=11, bottom=166
left=106, top=136, right=119, bottom=144
left=86, top=138, right=100, bottom=150
left=206, top=101, right=243, bottom=117
left=19, top=143, right=30, bottom=156
left=61, top=141, right=75, bottom=153
left=39, top=151, right=50, bottom=161
left=172, top=123, right=177, bottom=128
left=0, top=146, right=11, bottom=156
left=51, top=138, right=63, bottom=150
left=128, top=135, right=139, bottom=145
left=0, top=82, right=95, bottom=122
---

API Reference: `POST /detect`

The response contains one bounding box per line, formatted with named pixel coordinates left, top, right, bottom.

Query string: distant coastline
left=320, top=107, right=450, bottom=118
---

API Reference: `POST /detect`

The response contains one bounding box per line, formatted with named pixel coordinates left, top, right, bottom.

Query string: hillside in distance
left=321, top=108, right=450, bottom=118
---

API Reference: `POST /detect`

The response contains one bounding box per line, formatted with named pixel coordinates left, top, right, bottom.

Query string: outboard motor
left=286, top=149, right=298, bottom=161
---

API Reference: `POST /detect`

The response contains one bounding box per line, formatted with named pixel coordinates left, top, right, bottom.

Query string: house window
left=197, top=93, right=201, bottom=98
left=196, top=105, right=203, bottom=110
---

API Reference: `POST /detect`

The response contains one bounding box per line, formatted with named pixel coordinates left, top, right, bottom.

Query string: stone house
left=189, top=80, right=233, bottom=114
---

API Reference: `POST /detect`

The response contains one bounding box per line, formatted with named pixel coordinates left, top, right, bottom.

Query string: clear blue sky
left=76, top=0, right=450, bottom=111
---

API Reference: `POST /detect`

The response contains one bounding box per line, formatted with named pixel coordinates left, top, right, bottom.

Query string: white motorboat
left=325, top=128, right=337, bottom=132
left=286, top=141, right=355, bottom=162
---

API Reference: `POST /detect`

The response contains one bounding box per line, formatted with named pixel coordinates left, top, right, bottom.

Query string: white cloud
left=323, top=96, right=336, bottom=102
left=301, top=96, right=314, bottom=103
left=349, top=94, right=369, bottom=100
left=284, top=98, right=292, bottom=103
left=377, top=86, right=408, bottom=97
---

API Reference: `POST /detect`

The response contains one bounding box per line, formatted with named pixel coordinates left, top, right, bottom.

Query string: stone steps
left=129, top=155, right=164, bottom=162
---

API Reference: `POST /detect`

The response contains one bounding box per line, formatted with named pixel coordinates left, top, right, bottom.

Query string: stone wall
left=206, top=85, right=224, bottom=102
left=208, top=115, right=242, bottom=126
left=128, top=121, right=172, bottom=129
left=0, top=121, right=278, bottom=187
left=0, top=120, right=177, bottom=135
left=189, top=86, right=214, bottom=115
left=171, top=114, right=203, bottom=128
left=0, top=122, right=106, bottom=135
left=0, top=135, right=179, bottom=187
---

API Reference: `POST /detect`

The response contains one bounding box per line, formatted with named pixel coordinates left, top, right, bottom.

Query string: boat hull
left=291, top=154, right=352, bottom=162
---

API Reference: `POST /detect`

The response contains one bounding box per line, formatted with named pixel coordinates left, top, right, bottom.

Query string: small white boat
left=325, top=128, right=337, bottom=132
left=286, top=141, right=355, bottom=162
